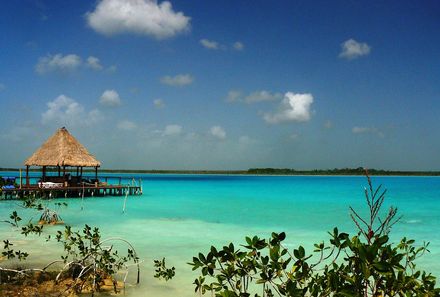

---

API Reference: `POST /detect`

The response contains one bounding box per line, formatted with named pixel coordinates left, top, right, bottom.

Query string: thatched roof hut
left=25, top=127, right=101, bottom=167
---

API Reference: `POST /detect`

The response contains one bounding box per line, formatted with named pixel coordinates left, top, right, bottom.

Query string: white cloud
left=352, top=126, right=372, bottom=134
left=107, top=65, right=117, bottom=73
left=100, top=89, right=122, bottom=106
left=352, top=126, right=384, bottom=138
left=226, top=90, right=281, bottom=103
left=233, top=41, right=244, bottom=51
left=35, top=53, right=113, bottom=74
left=290, top=133, right=299, bottom=140
left=238, top=135, right=255, bottom=146
left=86, top=56, right=103, bottom=70
left=35, top=54, right=82, bottom=74
left=263, top=92, right=314, bottom=124
left=86, top=0, right=191, bottom=39
left=210, top=125, right=226, bottom=140
left=117, top=120, right=137, bottom=130
left=160, top=74, right=194, bottom=86
left=153, top=98, right=165, bottom=108
left=239, top=135, right=250, bottom=144
left=245, top=90, right=282, bottom=103
left=200, top=39, right=244, bottom=51
left=226, top=90, right=242, bottom=102
left=42, top=95, right=102, bottom=127
left=42, top=95, right=83, bottom=124
left=324, top=120, right=333, bottom=129
left=200, top=39, right=219, bottom=50
left=185, top=132, right=199, bottom=141
left=339, top=39, right=371, bottom=60
left=87, top=109, right=104, bottom=125
left=130, top=87, right=140, bottom=94
left=163, top=124, right=182, bottom=136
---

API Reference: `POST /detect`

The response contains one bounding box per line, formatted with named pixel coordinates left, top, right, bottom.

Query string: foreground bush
left=1, top=194, right=174, bottom=296
left=190, top=172, right=439, bottom=296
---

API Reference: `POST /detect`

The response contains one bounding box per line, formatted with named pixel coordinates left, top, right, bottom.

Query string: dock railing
left=1, top=175, right=143, bottom=199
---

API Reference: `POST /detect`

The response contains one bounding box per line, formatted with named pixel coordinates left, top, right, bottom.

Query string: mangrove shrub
left=189, top=172, right=439, bottom=296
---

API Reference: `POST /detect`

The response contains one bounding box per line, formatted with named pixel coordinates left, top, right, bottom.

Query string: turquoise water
left=1, top=173, right=440, bottom=296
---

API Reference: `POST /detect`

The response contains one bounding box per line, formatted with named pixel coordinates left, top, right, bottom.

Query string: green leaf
left=372, top=261, right=391, bottom=272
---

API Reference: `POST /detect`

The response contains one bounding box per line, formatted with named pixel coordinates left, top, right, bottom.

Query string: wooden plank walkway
left=1, top=184, right=142, bottom=200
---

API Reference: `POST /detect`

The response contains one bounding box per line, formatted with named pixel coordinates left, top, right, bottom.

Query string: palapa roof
left=24, top=127, right=101, bottom=167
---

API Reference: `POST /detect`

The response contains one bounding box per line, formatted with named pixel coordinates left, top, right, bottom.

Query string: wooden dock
left=1, top=184, right=142, bottom=200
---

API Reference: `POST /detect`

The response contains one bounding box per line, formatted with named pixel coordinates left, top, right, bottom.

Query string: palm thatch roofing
left=24, top=127, right=101, bottom=167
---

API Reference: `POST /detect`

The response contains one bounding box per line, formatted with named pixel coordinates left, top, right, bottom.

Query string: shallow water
left=1, top=173, right=440, bottom=296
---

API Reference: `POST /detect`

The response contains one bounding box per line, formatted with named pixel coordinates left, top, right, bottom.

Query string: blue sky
left=0, top=0, right=439, bottom=170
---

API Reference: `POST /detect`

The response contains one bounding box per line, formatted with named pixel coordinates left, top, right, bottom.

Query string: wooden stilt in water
left=122, top=187, right=129, bottom=213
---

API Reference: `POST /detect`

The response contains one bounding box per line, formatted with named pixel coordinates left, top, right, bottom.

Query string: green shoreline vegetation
left=1, top=167, right=439, bottom=176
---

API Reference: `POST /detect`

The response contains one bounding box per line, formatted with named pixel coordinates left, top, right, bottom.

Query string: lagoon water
left=1, top=173, right=440, bottom=296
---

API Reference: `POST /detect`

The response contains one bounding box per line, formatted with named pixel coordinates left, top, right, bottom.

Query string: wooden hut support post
left=42, top=166, right=46, bottom=182
left=95, top=166, right=98, bottom=187
left=26, top=165, right=29, bottom=186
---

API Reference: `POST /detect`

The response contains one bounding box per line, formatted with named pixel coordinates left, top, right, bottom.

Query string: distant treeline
left=246, top=167, right=440, bottom=176
left=1, top=167, right=439, bottom=176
